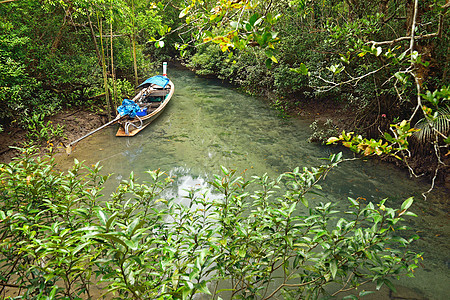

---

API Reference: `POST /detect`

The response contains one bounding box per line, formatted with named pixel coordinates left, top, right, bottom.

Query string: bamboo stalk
left=97, top=12, right=112, bottom=120
left=110, top=0, right=118, bottom=108
left=131, top=0, right=139, bottom=86
left=87, top=8, right=101, bottom=66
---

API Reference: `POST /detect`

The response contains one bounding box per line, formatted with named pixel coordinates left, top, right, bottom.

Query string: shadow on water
left=55, top=67, right=449, bottom=299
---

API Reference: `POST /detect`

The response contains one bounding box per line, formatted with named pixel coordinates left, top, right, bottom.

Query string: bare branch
left=314, top=65, right=388, bottom=93
left=421, top=141, right=444, bottom=200
left=96, top=34, right=130, bottom=38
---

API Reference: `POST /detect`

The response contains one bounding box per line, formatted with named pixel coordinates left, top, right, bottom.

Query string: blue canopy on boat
left=137, top=75, right=169, bottom=89
left=117, top=99, right=140, bottom=118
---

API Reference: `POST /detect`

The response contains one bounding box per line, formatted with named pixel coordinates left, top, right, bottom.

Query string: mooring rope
left=124, top=116, right=143, bottom=135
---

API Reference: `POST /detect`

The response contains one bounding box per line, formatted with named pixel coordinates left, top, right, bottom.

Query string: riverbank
left=0, top=100, right=347, bottom=163
left=0, top=109, right=106, bottom=163
left=264, top=88, right=450, bottom=190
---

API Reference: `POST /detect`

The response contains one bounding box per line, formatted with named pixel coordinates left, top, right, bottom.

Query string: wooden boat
left=116, top=75, right=174, bottom=136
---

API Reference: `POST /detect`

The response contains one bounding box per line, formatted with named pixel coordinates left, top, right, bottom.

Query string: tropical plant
left=0, top=148, right=422, bottom=299
left=413, top=86, right=450, bottom=144
left=309, top=119, right=339, bottom=144
left=23, top=113, right=65, bottom=144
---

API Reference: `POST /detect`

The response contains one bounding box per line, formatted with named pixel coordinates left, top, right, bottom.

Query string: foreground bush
left=0, top=148, right=421, bottom=299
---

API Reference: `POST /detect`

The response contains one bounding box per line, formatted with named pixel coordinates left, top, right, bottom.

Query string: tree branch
left=368, top=0, right=448, bottom=47
left=315, top=65, right=388, bottom=93
left=0, top=282, right=20, bottom=288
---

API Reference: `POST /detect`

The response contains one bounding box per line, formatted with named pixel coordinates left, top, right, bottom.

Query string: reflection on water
left=55, top=67, right=449, bottom=299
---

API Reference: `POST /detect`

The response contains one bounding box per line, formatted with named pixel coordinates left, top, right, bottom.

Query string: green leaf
left=400, top=197, right=413, bottom=211
left=288, top=202, right=296, bottom=215
left=97, top=210, right=107, bottom=226
left=264, top=49, right=273, bottom=59
left=238, top=247, right=246, bottom=257
left=72, top=242, right=90, bottom=255
left=106, top=212, right=117, bottom=231
left=330, top=260, right=337, bottom=279
left=98, top=233, right=127, bottom=248
left=197, top=281, right=211, bottom=295
left=394, top=72, right=407, bottom=84
left=300, top=197, right=308, bottom=208
left=403, top=211, right=418, bottom=217
left=249, top=13, right=261, bottom=26
left=127, top=217, right=142, bottom=237
left=359, top=290, right=375, bottom=296
left=124, top=239, right=138, bottom=251
left=290, top=63, right=309, bottom=76
left=348, top=197, right=359, bottom=207
left=179, top=6, right=191, bottom=18
left=49, top=286, right=58, bottom=299
left=182, top=286, right=191, bottom=299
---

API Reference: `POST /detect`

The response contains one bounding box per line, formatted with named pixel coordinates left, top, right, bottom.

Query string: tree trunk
left=405, top=0, right=415, bottom=36
left=131, top=0, right=139, bottom=86
left=110, top=1, right=118, bottom=108
left=50, top=8, right=72, bottom=53
left=87, top=9, right=102, bottom=66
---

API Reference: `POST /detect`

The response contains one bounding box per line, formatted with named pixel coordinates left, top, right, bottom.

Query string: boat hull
left=116, top=80, right=174, bottom=136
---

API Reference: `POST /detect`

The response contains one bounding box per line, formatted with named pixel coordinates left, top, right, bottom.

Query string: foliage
left=309, top=119, right=339, bottom=144
left=23, top=113, right=65, bottom=144
left=0, top=149, right=422, bottom=299
left=177, top=0, right=449, bottom=189
left=108, top=78, right=135, bottom=101
left=413, top=86, right=450, bottom=144
left=327, top=120, right=420, bottom=159
left=0, top=33, right=43, bottom=122
left=0, top=0, right=167, bottom=124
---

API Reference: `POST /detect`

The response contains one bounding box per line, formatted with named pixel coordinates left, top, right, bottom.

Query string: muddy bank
left=282, top=97, right=450, bottom=189
left=0, top=109, right=107, bottom=163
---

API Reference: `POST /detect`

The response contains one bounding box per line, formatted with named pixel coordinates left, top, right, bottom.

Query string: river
left=56, top=66, right=449, bottom=299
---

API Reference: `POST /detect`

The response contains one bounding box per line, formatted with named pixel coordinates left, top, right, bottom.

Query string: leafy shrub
left=0, top=148, right=422, bottom=299
left=309, top=119, right=339, bottom=143
left=23, top=113, right=65, bottom=144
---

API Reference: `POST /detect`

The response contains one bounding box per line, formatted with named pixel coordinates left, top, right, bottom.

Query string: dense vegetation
left=0, top=0, right=448, bottom=298
left=176, top=0, right=449, bottom=184
left=0, top=148, right=421, bottom=299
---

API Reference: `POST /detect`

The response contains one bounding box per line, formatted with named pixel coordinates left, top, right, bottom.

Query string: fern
left=413, top=106, right=450, bottom=144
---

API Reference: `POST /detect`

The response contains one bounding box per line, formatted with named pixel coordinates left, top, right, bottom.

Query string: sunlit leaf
left=400, top=197, right=413, bottom=211
left=330, top=260, right=337, bottom=279
left=179, top=6, right=191, bottom=18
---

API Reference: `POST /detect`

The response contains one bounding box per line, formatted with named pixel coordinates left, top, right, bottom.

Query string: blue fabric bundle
left=117, top=99, right=140, bottom=118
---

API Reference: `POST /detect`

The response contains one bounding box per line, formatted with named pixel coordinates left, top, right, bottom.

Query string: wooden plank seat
left=148, top=89, right=169, bottom=97
left=141, top=102, right=161, bottom=108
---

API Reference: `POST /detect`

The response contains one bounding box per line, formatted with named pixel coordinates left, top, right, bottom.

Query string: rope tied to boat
left=124, top=116, right=143, bottom=135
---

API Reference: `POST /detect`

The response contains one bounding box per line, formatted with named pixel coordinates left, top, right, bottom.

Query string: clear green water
left=56, top=67, right=449, bottom=299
